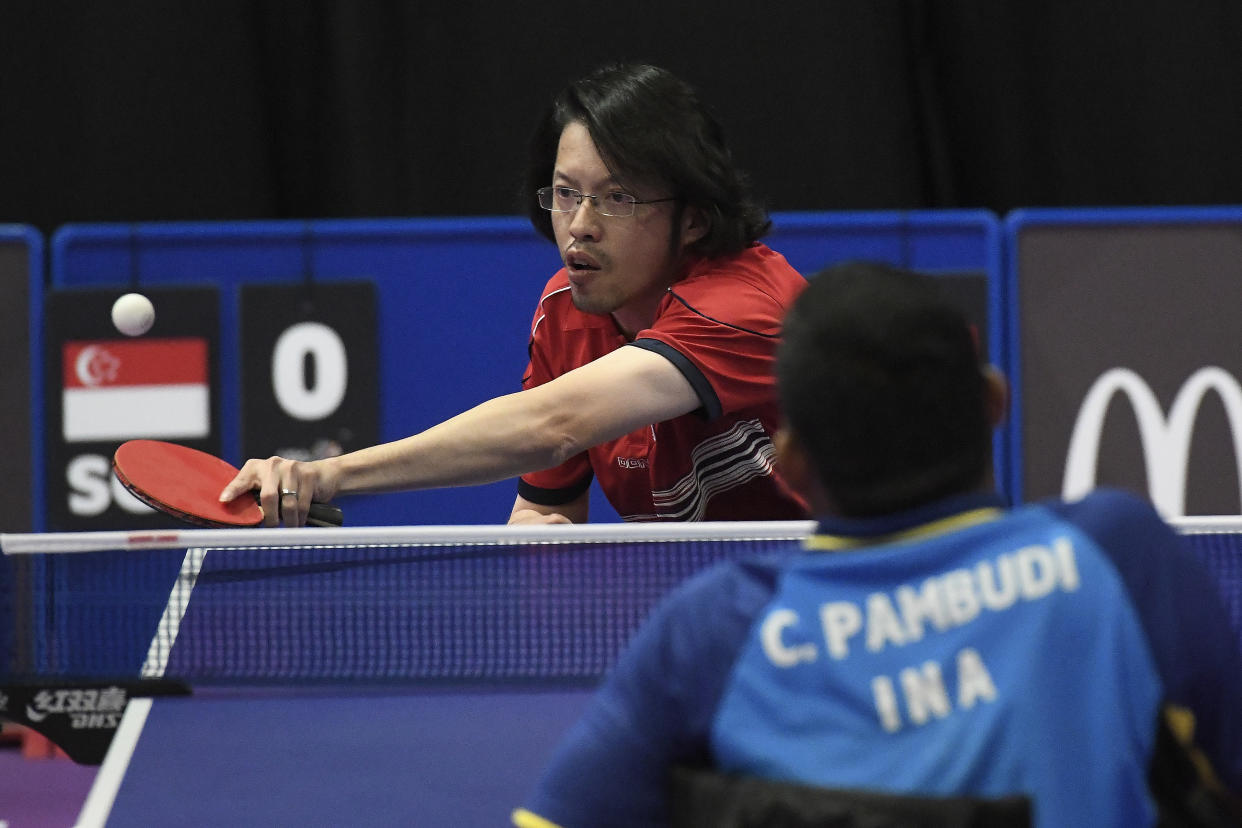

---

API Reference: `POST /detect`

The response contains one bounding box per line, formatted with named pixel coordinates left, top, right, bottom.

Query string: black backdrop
left=4, top=2, right=1242, bottom=236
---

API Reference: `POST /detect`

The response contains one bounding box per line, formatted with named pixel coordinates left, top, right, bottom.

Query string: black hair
left=525, top=63, right=770, bottom=258
left=776, top=261, right=991, bottom=517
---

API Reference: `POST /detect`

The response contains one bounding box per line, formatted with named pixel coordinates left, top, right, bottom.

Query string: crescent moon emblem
left=75, top=345, right=101, bottom=387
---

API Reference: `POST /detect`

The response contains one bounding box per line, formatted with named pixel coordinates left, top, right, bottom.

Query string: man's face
left=550, top=121, right=696, bottom=336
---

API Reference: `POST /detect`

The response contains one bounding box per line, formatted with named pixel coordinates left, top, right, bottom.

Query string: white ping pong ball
left=111, top=292, right=156, bottom=337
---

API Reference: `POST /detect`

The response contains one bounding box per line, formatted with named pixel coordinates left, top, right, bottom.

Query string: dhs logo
left=1063, top=366, right=1242, bottom=518
left=26, top=686, right=127, bottom=729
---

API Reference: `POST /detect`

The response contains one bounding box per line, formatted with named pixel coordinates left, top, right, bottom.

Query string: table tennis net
left=2, top=519, right=1241, bottom=685
left=2, top=523, right=813, bottom=684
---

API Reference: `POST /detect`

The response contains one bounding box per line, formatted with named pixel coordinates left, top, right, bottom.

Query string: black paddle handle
left=307, top=502, right=344, bottom=527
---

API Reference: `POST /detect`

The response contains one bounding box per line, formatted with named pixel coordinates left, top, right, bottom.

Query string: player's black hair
left=525, top=63, right=771, bottom=259
left=777, top=261, right=991, bottom=517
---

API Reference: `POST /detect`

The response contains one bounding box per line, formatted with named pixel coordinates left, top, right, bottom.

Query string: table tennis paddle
left=113, top=439, right=343, bottom=528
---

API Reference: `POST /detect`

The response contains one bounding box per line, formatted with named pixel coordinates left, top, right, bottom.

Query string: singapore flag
left=62, top=338, right=210, bottom=442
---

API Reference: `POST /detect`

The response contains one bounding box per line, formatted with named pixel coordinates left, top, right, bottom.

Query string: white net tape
left=1, top=520, right=820, bottom=555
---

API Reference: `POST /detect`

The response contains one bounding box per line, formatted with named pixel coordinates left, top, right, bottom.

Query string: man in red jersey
left=223, top=63, right=807, bottom=524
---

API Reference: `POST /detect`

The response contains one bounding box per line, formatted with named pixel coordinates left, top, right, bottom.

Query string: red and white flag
left=62, top=338, right=210, bottom=442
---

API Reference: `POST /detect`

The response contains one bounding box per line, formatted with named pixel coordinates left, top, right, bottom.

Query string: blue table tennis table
left=76, top=683, right=593, bottom=826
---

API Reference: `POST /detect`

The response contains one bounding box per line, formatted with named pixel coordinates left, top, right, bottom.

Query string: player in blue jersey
left=513, top=262, right=1242, bottom=828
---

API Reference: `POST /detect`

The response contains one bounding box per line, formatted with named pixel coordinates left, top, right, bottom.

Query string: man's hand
left=508, top=509, right=575, bottom=525
left=508, top=491, right=588, bottom=525
left=219, top=456, right=340, bottom=527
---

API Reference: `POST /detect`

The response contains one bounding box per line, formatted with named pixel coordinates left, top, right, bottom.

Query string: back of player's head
left=777, top=261, right=991, bottom=517
left=525, top=62, right=770, bottom=258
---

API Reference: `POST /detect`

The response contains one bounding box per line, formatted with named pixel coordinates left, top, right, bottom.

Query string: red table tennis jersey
left=518, top=243, right=808, bottom=521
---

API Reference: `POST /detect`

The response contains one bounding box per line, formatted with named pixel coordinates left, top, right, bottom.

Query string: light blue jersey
left=712, top=502, right=1160, bottom=827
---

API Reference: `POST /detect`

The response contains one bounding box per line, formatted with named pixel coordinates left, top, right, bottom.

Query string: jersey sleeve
left=1051, top=489, right=1242, bottom=792
left=633, top=259, right=795, bottom=421
left=517, top=284, right=594, bottom=504
left=514, top=561, right=780, bottom=827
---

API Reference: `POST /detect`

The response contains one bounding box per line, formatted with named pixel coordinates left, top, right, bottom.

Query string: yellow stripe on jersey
left=1166, top=705, right=1228, bottom=792
left=511, top=808, right=564, bottom=828
left=804, top=507, right=1003, bottom=552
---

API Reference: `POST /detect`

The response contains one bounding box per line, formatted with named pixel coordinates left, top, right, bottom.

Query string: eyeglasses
left=536, top=186, right=678, bottom=218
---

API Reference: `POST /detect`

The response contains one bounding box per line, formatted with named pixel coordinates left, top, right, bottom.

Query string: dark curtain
left=3, top=1, right=1242, bottom=237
